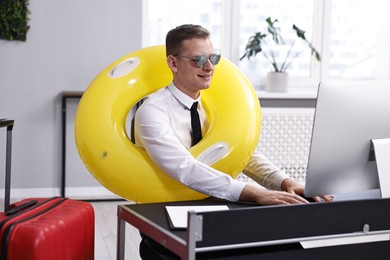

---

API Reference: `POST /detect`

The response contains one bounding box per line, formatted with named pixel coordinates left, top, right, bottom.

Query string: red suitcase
left=1, top=119, right=95, bottom=260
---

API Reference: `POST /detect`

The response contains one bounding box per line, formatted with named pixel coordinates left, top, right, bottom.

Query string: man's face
left=168, top=38, right=216, bottom=99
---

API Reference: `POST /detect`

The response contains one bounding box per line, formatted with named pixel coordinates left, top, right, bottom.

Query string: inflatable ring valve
left=75, top=45, right=262, bottom=203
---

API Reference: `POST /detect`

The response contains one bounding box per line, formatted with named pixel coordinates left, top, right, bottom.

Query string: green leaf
left=266, top=17, right=283, bottom=44
left=293, top=24, right=307, bottom=40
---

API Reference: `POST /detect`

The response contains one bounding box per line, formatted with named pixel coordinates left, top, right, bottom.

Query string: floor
left=92, top=200, right=142, bottom=260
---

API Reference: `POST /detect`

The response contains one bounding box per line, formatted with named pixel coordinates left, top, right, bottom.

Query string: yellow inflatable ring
left=75, top=45, right=262, bottom=203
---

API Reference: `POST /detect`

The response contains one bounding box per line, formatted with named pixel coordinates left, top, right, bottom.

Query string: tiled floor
left=92, top=200, right=142, bottom=260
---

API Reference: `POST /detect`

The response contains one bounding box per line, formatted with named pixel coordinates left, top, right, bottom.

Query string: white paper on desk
left=165, top=205, right=229, bottom=229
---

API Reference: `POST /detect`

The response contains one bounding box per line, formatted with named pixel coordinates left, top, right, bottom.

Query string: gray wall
left=0, top=0, right=142, bottom=197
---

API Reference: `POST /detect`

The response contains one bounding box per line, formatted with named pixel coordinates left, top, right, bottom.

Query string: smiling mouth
left=198, top=74, right=212, bottom=80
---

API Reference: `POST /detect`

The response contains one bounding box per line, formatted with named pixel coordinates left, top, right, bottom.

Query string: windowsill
left=256, top=87, right=318, bottom=100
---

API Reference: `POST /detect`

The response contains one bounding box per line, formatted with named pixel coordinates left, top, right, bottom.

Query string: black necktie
left=190, top=102, right=202, bottom=146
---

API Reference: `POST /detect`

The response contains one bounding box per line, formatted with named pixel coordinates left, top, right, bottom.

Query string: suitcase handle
left=5, top=200, right=39, bottom=216
left=1, top=119, right=14, bottom=212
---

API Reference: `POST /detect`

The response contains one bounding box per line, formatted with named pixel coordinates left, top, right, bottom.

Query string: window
left=144, top=0, right=390, bottom=90
left=237, top=0, right=317, bottom=87
left=324, top=0, right=390, bottom=80
left=143, top=0, right=223, bottom=50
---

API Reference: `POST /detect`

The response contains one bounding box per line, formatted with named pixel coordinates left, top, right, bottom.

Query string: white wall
left=0, top=0, right=142, bottom=197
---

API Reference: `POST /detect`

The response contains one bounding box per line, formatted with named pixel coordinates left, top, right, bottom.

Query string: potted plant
left=240, top=17, right=321, bottom=92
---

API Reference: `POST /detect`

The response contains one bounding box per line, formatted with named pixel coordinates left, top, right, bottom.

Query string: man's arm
left=242, top=147, right=290, bottom=191
left=135, top=96, right=311, bottom=205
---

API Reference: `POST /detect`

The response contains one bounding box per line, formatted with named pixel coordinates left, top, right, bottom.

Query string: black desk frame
left=117, top=199, right=390, bottom=260
left=61, top=91, right=83, bottom=198
left=61, top=91, right=124, bottom=201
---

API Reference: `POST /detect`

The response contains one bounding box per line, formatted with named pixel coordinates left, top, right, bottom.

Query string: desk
left=117, top=198, right=390, bottom=260
left=61, top=91, right=83, bottom=197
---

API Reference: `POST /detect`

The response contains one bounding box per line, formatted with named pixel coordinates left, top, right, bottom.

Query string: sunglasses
left=174, top=54, right=221, bottom=68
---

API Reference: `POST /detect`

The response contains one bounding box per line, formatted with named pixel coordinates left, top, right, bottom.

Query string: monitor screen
left=305, top=81, right=390, bottom=197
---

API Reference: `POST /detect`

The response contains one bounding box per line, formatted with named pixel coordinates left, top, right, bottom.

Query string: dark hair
left=165, top=24, right=210, bottom=57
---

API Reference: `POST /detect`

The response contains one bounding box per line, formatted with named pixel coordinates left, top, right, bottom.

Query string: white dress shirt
left=135, top=83, right=289, bottom=201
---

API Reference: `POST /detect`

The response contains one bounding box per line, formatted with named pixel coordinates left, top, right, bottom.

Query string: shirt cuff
left=205, top=179, right=246, bottom=202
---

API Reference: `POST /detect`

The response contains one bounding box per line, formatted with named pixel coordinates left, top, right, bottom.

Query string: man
left=135, top=24, right=331, bottom=259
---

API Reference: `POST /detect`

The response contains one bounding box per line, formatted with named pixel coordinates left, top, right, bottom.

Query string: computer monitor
left=304, top=80, right=390, bottom=198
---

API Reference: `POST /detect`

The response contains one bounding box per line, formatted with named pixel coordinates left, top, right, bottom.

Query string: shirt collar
left=168, top=82, right=201, bottom=110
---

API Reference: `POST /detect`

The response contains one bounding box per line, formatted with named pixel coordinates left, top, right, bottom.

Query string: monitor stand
left=371, top=138, right=390, bottom=198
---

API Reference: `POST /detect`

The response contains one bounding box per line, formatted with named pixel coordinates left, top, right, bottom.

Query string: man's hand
left=239, top=184, right=309, bottom=205
left=281, top=178, right=333, bottom=203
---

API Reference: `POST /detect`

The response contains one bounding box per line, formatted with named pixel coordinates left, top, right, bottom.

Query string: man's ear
left=167, top=55, right=178, bottom=72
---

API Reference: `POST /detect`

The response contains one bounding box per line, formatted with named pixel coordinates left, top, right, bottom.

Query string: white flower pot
left=265, top=72, right=289, bottom=92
